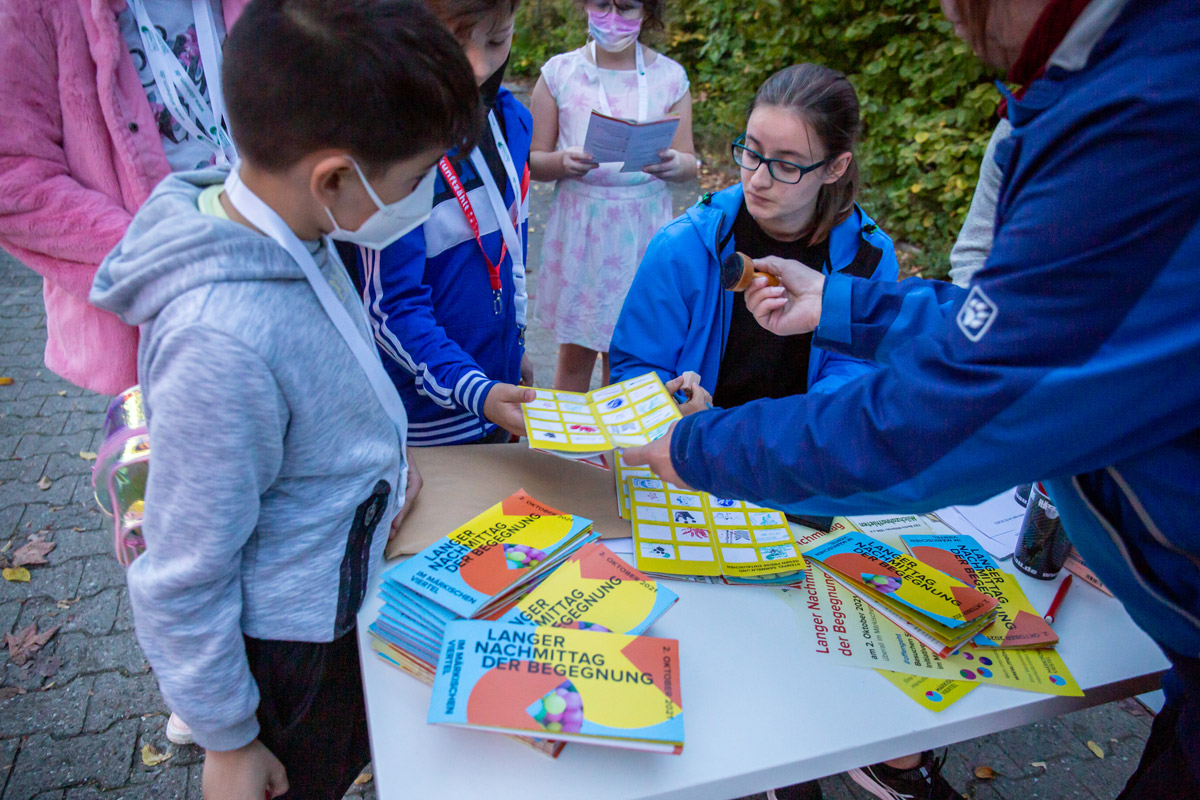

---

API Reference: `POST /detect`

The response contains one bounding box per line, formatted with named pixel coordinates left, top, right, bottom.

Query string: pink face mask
left=588, top=9, right=642, bottom=53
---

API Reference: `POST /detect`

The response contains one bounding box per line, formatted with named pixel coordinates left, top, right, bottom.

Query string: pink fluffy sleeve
left=0, top=4, right=137, bottom=300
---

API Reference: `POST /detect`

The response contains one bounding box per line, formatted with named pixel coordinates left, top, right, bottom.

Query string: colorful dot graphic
left=925, top=691, right=944, bottom=702
left=1049, top=674, right=1066, bottom=686
left=960, top=669, right=977, bottom=680
left=978, top=667, right=993, bottom=678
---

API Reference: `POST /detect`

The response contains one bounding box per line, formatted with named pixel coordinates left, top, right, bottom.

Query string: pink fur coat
left=0, top=0, right=248, bottom=395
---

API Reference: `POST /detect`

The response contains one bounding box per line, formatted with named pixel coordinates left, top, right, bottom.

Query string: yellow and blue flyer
left=385, top=490, right=596, bottom=618
left=496, top=542, right=678, bottom=635
left=428, top=620, right=684, bottom=753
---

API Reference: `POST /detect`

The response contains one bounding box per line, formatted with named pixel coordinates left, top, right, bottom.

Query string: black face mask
left=479, top=55, right=510, bottom=110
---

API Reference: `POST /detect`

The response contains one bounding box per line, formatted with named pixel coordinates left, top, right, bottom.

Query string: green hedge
left=512, top=0, right=1002, bottom=277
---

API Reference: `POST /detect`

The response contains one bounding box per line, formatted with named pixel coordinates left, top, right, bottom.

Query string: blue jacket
left=671, top=0, right=1200, bottom=666
left=610, top=184, right=899, bottom=396
left=356, top=89, right=531, bottom=445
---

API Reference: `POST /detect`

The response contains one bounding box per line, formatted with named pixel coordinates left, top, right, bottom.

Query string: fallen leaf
left=56, top=597, right=79, bottom=610
left=353, top=773, right=373, bottom=786
left=974, top=766, right=998, bottom=779
left=41, top=681, right=55, bottom=691
left=1031, top=761, right=1047, bottom=770
left=56, top=390, right=67, bottom=396
left=0, top=377, right=13, bottom=386
left=79, top=451, right=97, bottom=461
left=2, top=567, right=30, bottom=583
left=12, top=538, right=55, bottom=567
left=141, top=743, right=172, bottom=767
left=71, top=527, right=85, bottom=533
left=0, top=687, right=25, bottom=700
left=0, top=541, right=10, bottom=553
left=4, top=623, right=60, bottom=666
left=35, top=476, right=51, bottom=491
left=1087, top=741, right=1105, bottom=759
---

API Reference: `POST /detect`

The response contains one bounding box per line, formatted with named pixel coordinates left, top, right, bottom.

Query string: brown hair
left=577, top=0, right=667, bottom=33
left=425, top=0, right=522, bottom=38
left=748, top=63, right=861, bottom=245
left=225, top=0, right=480, bottom=172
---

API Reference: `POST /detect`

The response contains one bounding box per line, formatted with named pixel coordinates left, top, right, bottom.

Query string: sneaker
left=846, top=751, right=964, bottom=800
left=767, top=781, right=823, bottom=800
left=164, top=713, right=194, bottom=746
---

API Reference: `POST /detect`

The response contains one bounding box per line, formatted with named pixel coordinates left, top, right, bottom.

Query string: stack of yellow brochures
left=370, top=506, right=681, bottom=756
left=521, top=372, right=681, bottom=459
left=428, top=621, right=684, bottom=754
left=628, top=476, right=807, bottom=585
left=901, top=534, right=1058, bottom=649
left=802, top=529, right=1000, bottom=658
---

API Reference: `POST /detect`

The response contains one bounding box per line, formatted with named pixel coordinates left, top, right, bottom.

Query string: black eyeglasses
left=731, top=135, right=830, bottom=185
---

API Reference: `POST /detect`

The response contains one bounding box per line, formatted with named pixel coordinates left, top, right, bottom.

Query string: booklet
left=901, top=534, right=1058, bottom=649
left=428, top=620, right=684, bottom=753
left=496, top=542, right=678, bottom=635
left=385, top=490, right=596, bottom=618
left=628, top=477, right=807, bottom=584
left=803, top=529, right=999, bottom=630
left=583, top=111, right=681, bottom=173
left=522, top=372, right=681, bottom=458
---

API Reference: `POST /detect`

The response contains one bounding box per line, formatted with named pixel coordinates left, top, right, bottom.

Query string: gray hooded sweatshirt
left=91, top=170, right=406, bottom=751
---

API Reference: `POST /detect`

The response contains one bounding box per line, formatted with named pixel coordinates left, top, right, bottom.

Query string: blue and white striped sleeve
left=356, top=231, right=497, bottom=421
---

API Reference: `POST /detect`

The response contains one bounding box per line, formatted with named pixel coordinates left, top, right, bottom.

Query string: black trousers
left=245, top=627, right=371, bottom=800
left=1117, top=656, right=1200, bottom=799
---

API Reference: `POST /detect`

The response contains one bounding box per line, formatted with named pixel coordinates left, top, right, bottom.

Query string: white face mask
left=325, top=159, right=436, bottom=250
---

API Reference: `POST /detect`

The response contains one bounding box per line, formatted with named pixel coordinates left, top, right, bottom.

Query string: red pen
left=1044, top=574, right=1074, bottom=624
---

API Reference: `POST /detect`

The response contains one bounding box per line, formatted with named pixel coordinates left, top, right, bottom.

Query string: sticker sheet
left=613, top=450, right=655, bottom=519
left=522, top=372, right=682, bottom=458
left=629, top=477, right=806, bottom=583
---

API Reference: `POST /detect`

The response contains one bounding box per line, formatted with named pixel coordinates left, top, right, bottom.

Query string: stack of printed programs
left=781, top=514, right=1082, bottom=714
left=521, top=372, right=682, bottom=459
left=801, top=527, right=999, bottom=657
left=369, top=490, right=684, bottom=756
left=626, top=476, right=809, bottom=586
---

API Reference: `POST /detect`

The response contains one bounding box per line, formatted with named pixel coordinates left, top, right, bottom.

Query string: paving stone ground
left=0, top=127, right=1156, bottom=799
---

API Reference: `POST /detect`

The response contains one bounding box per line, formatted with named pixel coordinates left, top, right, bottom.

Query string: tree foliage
left=512, top=0, right=1002, bottom=275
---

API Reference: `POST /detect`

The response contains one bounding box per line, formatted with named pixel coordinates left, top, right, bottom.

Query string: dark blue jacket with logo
left=671, top=0, right=1200, bottom=679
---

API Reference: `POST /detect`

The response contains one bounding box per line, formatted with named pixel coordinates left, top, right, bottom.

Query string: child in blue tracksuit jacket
left=628, top=0, right=1200, bottom=792
left=356, top=5, right=532, bottom=446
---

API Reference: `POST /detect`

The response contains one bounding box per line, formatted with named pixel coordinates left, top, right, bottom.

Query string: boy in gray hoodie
left=89, top=1, right=480, bottom=797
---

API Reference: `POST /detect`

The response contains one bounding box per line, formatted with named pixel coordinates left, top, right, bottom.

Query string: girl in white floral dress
left=529, top=0, right=695, bottom=391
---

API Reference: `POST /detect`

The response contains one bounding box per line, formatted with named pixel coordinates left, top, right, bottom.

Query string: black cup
left=1012, top=483, right=1071, bottom=579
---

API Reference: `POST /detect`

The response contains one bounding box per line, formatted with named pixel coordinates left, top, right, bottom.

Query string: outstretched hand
left=743, top=255, right=826, bottom=337
left=665, top=371, right=711, bottom=416
left=483, top=383, right=537, bottom=438
left=621, top=421, right=690, bottom=489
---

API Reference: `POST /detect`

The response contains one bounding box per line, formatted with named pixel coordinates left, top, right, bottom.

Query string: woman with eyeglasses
left=610, top=63, right=898, bottom=416
left=610, top=64, right=965, bottom=800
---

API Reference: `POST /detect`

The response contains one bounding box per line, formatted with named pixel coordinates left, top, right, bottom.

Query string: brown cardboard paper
left=386, top=444, right=630, bottom=559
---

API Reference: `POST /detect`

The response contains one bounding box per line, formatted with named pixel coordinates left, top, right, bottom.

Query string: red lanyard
left=438, top=155, right=507, bottom=312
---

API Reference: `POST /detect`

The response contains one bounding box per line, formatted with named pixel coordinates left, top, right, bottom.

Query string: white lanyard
left=470, top=112, right=524, bottom=276
left=222, top=169, right=409, bottom=469
left=590, top=41, right=648, bottom=122
left=131, top=0, right=237, bottom=165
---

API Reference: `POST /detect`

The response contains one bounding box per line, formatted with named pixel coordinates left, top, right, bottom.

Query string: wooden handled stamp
left=720, top=252, right=781, bottom=292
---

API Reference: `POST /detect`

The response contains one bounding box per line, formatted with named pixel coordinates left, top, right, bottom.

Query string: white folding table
left=357, top=539, right=1167, bottom=800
